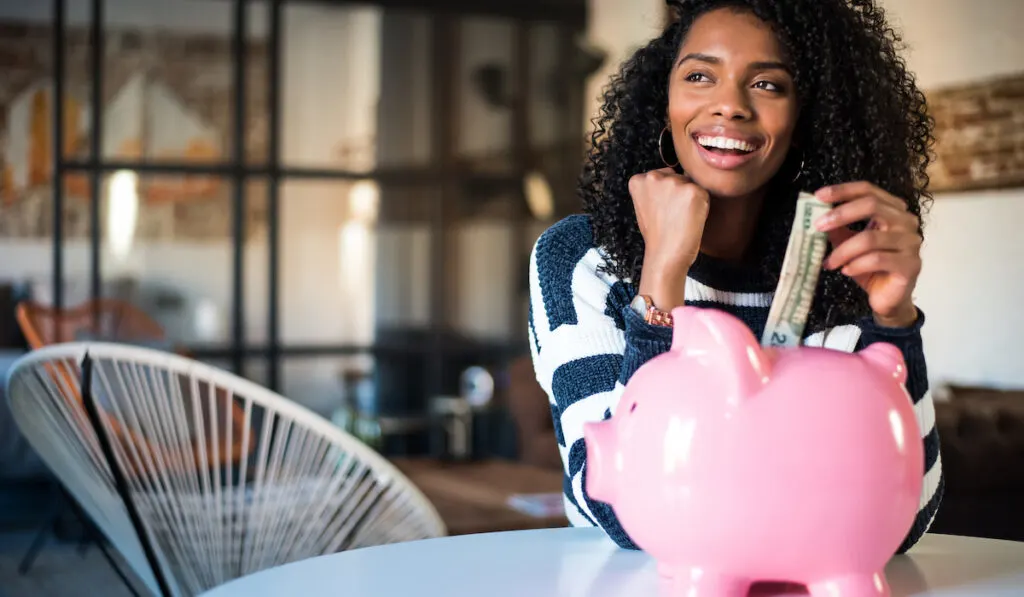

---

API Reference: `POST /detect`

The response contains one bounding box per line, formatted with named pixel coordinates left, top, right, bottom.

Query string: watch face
left=630, top=294, right=648, bottom=316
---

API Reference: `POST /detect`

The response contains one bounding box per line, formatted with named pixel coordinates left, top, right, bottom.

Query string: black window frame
left=47, top=0, right=587, bottom=405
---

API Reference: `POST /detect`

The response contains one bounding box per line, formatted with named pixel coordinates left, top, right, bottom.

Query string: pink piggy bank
left=583, top=306, right=922, bottom=597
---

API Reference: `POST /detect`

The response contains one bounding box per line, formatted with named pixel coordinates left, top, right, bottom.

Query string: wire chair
left=5, top=342, right=446, bottom=597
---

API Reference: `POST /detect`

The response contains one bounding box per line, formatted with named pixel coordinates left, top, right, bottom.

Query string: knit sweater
left=527, top=214, right=944, bottom=555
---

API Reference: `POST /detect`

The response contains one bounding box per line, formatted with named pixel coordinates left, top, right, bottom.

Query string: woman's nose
left=710, top=84, right=753, bottom=120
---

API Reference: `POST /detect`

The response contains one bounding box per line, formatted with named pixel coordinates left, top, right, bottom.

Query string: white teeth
left=697, top=135, right=757, bottom=152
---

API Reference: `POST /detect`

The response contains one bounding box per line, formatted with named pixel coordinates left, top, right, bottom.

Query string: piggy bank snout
left=583, top=420, right=618, bottom=505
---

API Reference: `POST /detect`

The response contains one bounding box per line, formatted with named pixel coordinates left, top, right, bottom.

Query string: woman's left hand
left=813, top=181, right=922, bottom=328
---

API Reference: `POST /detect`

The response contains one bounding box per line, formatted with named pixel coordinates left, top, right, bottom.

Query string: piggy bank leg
left=658, top=566, right=749, bottom=597
left=807, top=572, right=890, bottom=597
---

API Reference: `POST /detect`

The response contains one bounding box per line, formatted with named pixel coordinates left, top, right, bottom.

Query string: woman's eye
left=754, top=80, right=783, bottom=92
left=685, top=72, right=711, bottom=83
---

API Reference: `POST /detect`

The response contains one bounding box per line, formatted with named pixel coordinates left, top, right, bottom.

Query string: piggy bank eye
left=629, top=401, right=637, bottom=414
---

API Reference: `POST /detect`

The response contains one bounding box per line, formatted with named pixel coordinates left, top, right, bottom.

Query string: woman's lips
left=693, top=136, right=762, bottom=170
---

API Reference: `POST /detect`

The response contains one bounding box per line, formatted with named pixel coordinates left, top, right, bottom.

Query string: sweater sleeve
left=854, top=308, right=944, bottom=554
left=527, top=217, right=671, bottom=549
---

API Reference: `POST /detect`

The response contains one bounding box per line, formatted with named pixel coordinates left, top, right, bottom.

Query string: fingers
left=836, top=251, right=920, bottom=280
left=815, top=195, right=917, bottom=232
left=824, top=226, right=855, bottom=250
left=815, top=182, right=906, bottom=210
left=629, top=168, right=695, bottom=198
left=652, top=167, right=693, bottom=183
left=632, top=167, right=687, bottom=180
left=815, top=183, right=923, bottom=316
left=628, top=173, right=642, bottom=197
left=824, top=229, right=920, bottom=271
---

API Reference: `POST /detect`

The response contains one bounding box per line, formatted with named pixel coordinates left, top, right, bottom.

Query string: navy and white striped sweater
left=527, top=214, right=944, bottom=554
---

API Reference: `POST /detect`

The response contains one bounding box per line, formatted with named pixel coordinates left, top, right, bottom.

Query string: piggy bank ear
left=858, top=342, right=908, bottom=385
left=670, top=306, right=772, bottom=399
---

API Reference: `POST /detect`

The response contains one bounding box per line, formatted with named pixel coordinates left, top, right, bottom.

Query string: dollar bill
left=761, top=191, right=832, bottom=348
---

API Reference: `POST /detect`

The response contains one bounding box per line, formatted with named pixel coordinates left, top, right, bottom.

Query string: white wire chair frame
left=5, top=342, right=446, bottom=597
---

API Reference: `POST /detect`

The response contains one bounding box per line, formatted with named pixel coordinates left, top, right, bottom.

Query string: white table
left=200, top=528, right=1024, bottom=597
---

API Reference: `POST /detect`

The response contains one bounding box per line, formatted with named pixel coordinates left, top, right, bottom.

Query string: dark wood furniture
left=930, top=385, right=1024, bottom=542
left=390, top=457, right=567, bottom=536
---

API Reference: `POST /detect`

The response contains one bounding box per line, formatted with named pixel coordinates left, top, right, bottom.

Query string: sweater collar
left=686, top=250, right=778, bottom=294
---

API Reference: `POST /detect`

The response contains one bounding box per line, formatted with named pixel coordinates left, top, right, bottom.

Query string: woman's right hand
left=628, top=167, right=710, bottom=310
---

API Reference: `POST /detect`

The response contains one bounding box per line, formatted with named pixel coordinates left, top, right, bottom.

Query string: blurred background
left=0, top=0, right=1021, bottom=595
left=0, top=0, right=594, bottom=426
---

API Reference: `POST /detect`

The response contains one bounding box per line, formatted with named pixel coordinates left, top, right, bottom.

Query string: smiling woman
left=527, top=0, right=942, bottom=564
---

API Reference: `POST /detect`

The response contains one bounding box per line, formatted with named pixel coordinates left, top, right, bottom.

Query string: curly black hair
left=580, top=0, right=934, bottom=334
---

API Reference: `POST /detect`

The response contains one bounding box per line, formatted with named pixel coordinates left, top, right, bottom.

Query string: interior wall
left=582, top=0, right=664, bottom=130
left=879, top=0, right=1024, bottom=389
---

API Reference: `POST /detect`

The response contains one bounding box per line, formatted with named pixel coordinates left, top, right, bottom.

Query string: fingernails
left=815, top=213, right=833, bottom=231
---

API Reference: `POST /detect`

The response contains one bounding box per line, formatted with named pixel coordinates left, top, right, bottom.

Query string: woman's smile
left=690, top=126, right=765, bottom=170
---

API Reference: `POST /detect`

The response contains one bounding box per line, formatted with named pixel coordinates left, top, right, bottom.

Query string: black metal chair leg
left=17, top=516, right=54, bottom=574
left=76, top=503, right=94, bottom=557
left=17, top=490, right=62, bottom=574
left=77, top=531, right=91, bottom=556
left=58, top=484, right=142, bottom=596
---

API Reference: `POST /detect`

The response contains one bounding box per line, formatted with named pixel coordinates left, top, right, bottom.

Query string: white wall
left=879, top=0, right=1023, bottom=90
left=580, top=0, right=1024, bottom=389
left=879, top=0, right=1024, bottom=389
left=583, top=0, right=664, bottom=129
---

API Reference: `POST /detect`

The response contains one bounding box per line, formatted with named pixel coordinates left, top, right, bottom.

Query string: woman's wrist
left=872, top=301, right=919, bottom=329
left=638, top=257, right=689, bottom=311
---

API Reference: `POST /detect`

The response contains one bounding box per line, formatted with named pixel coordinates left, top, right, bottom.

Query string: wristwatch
left=630, top=294, right=674, bottom=327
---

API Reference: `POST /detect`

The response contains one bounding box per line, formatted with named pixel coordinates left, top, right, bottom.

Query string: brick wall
left=926, top=72, right=1024, bottom=193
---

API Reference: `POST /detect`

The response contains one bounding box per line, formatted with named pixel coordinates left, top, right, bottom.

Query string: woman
left=527, top=0, right=942, bottom=555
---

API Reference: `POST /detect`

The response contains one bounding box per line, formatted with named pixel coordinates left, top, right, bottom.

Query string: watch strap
left=634, top=295, right=674, bottom=327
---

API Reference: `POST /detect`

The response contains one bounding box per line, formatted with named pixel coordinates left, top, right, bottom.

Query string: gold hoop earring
left=659, top=127, right=679, bottom=168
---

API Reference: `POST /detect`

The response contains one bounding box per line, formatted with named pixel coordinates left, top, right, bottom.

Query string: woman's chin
left=683, top=171, right=765, bottom=200
left=680, top=150, right=792, bottom=200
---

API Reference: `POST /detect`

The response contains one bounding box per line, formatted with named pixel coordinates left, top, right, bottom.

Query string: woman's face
left=667, top=8, right=800, bottom=199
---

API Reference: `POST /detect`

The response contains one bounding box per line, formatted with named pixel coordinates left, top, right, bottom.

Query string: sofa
left=928, top=385, right=1024, bottom=542
left=506, top=355, right=1024, bottom=542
